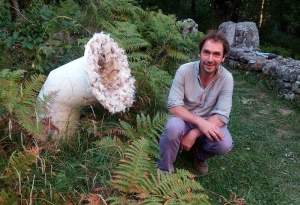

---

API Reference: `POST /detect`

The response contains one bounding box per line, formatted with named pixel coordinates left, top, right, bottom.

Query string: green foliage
left=136, top=112, right=166, bottom=140
left=0, top=0, right=86, bottom=73
left=0, top=148, right=37, bottom=204
left=141, top=10, right=192, bottom=68
left=139, top=169, right=209, bottom=205
left=0, top=69, right=47, bottom=138
left=260, top=29, right=300, bottom=59
left=1, top=148, right=36, bottom=184
left=120, top=112, right=167, bottom=159
left=56, top=0, right=81, bottom=16
left=108, top=112, right=210, bottom=204
left=110, top=138, right=157, bottom=193
left=260, top=43, right=293, bottom=58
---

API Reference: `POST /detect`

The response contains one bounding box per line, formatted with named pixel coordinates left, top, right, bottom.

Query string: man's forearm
left=169, top=106, right=206, bottom=127
left=207, top=114, right=225, bottom=127
left=169, top=106, right=225, bottom=127
left=188, top=115, right=225, bottom=137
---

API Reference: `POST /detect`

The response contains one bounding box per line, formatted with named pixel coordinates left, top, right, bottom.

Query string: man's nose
left=207, top=54, right=213, bottom=61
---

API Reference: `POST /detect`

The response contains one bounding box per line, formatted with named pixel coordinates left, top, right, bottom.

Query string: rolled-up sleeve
left=210, top=73, right=234, bottom=124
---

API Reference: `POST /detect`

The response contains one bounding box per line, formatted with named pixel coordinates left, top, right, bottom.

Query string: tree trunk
left=8, top=0, right=20, bottom=21
left=259, top=0, right=265, bottom=28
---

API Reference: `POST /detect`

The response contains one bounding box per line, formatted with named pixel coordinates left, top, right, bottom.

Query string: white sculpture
left=37, top=33, right=136, bottom=139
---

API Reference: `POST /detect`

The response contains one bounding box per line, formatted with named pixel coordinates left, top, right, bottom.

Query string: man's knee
left=163, top=117, right=186, bottom=141
left=218, top=126, right=233, bottom=154
left=216, top=140, right=233, bottom=155
left=204, top=137, right=233, bottom=155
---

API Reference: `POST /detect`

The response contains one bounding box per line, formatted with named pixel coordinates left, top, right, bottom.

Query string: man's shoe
left=191, top=146, right=208, bottom=174
left=193, top=157, right=208, bottom=174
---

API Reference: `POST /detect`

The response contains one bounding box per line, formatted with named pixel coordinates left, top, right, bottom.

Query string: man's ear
left=221, top=55, right=226, bottom=62
left=198, top=53, right=201, bottom=58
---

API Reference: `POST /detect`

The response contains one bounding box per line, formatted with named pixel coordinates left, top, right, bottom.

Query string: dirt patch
left=276, top=129, right=289, bottom=136
left=278, top=109, right=293, bottom=115
left=258, top=110, right=268, bottom=115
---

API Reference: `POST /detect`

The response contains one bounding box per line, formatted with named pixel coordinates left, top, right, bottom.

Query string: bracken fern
left=0, top=69, right=47, bottom=139
left=108, top=113, right=210, bottom=204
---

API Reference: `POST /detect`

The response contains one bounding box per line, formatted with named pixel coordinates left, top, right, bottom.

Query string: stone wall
left=218, top=21, right=300, bottom=101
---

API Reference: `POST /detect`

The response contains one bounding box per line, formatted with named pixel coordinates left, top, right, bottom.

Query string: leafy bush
left=0, top=0, right=86, bottom=74
left=260, top=25, right=300, bottom=59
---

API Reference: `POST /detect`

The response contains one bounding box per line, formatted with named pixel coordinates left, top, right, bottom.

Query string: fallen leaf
left=241, top=97, right=252, bottom=105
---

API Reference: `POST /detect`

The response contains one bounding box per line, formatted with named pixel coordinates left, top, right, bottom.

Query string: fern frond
left=109, top=112, right=210, bottom=204
left=90, top=1, right=107, bottom=23
left=14, top=74, right=47, bottom=138
left=128, top=61, right=148, bottom=71
left=0, top=69, right=25, bottom=81
left=139, top=169, right=210, bottom=205
left=140, top=197, right=165, bottom=204
left=119, top=120, right=138, bottom=140
left=110, top=138, right=156, bottom=193
left=166, top=47, right=190, bottom=62
left=98, top=0, right=115, bottom=17
left=144, top=66, right=173, bottom=94
left=108, top=196, right=138, bottom=205
left=119, top=112, right=167, bottom=141
left=0, top=147, right=41, bottom=203
left=136, top=112, right=167, bottom=141
left=127, top=52, right=152, bottom=62
left=21, top=74, right=46, bottom=103
left=0, top=69, right=47, bottom=138
left=1, top=148, right=37, bottom=183
left=109, top=21, right=150, bottom=54
left=0, top=69, right=26, bottom=113
left=101, top=0, right=145, bottom=21
left=91, top=136, right=126, bottom=160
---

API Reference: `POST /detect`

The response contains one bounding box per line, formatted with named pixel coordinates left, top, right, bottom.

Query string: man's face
left=199, top=39, right=225, bottom=75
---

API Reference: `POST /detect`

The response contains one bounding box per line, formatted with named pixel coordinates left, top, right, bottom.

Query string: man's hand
left=197, top=119, right=224, bottom=142
left=180, top=129, right=198, bottom=151
left=169, top=106, right=225, bottom=143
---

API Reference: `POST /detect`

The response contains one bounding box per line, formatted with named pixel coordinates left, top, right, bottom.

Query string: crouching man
left=158, top=30, right=234, bottom=174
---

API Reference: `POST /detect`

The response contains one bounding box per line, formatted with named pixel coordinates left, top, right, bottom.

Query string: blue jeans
left=157, top=117, right=234, bottom=172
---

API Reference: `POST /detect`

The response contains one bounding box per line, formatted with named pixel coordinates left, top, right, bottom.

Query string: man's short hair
left=199, top=30, right=230, bottom=56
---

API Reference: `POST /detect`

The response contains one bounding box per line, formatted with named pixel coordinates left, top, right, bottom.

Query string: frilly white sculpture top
left=84, top=33, right=136, bottom=113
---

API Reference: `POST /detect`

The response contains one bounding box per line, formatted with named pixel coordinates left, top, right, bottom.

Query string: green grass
left=177, top=69, right=300, bottom=204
